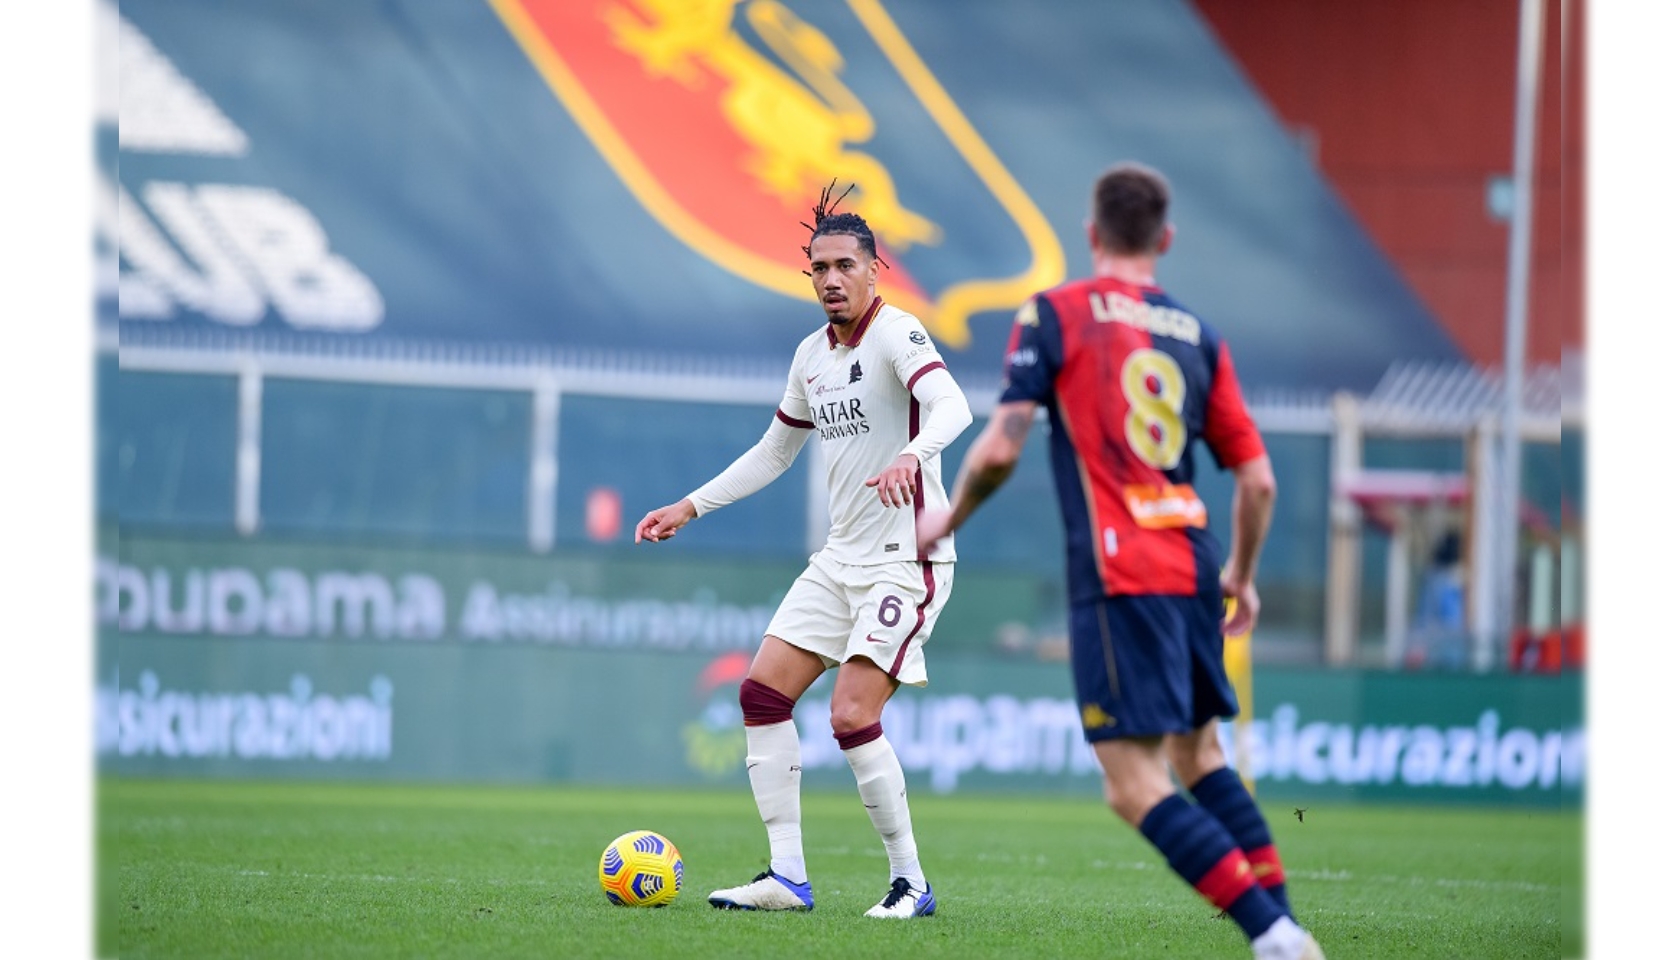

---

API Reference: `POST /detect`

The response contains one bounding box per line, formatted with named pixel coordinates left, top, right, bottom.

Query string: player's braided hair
left=800, top=180, right=888, bottom=274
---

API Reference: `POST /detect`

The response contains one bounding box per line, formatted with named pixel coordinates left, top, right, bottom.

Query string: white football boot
left=864, top=877, right=936, bottom=918
left=1253, top=918, right=1326, bottom=960
left=707, top=869, right=814, bottom=911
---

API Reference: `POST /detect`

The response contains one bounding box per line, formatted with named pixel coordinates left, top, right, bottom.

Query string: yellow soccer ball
left=598, top=830, right=683, bottom=907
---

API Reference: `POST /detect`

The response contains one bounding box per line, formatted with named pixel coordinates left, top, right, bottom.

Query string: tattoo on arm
left=964, top=469, right=1008, bottom=504
left=955, top=410, right=1030, bottom=511
left=948, top=405, right=1034, bottom=529
left=999, top=407, right=1033, bottom=444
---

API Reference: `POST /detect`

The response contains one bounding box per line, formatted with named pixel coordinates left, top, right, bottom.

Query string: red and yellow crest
left=490, top=0, right=1064, bottom=348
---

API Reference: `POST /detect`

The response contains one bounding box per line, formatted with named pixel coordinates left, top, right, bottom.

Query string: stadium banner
left=97, top=533, right=1045, bottom=655
left=107, top=0, right=1463, bottom=394
left=100, top=630, right=1583, bottom=809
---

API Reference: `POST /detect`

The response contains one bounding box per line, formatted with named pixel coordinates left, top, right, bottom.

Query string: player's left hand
left=1220, top=572, right=1261, bottom=636
left=864, top=453, right=921, bottom=508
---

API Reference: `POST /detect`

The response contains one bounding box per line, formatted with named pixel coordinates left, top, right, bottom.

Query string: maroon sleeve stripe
left=776, top=409, right=815, bottom=430
left=906, top=360, right=947, bottom=393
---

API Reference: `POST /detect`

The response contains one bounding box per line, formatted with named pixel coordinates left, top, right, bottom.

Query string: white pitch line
left=1291, top=868, right=1558, bottom=894
left=235, top=870, right=470, bottom=885
left=963, top=856, right=1558, bottom=894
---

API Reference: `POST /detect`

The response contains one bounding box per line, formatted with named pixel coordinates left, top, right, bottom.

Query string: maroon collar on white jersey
left=826, top=296, right=885, bottom=349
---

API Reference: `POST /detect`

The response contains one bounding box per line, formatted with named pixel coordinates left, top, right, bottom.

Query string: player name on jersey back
left=1087, top=290, right=1201, bottom=344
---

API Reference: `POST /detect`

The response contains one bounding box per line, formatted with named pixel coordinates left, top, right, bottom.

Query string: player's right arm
left=635, top=352, right=815, bottom=544
left=931, top=399, right=1036, bottom=535
left=917, top=296, right=1060, bottom=552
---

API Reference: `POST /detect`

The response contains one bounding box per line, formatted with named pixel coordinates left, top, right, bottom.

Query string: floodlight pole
left=1489, top=0, right=1546, bottom=669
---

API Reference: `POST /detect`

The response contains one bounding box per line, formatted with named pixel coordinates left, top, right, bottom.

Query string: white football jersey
left=778, top=299, right=959, bottom=565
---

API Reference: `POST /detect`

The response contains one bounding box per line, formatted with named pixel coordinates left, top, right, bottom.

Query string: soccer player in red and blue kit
left=918, top=162, right=1324, bottom=960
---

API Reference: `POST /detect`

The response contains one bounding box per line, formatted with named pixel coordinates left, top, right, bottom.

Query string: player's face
left=808, top=234, right=878, bottom=325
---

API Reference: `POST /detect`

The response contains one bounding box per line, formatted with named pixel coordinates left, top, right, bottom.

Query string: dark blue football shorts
left=1067, top=585, right=1239, bottom=743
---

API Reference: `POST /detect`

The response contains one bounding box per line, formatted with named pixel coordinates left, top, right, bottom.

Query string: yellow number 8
left=1121, top=349, right=1187, bottom=469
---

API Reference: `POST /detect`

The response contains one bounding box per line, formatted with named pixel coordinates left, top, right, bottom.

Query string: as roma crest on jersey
left=489, top=0, right=1065, bottom=350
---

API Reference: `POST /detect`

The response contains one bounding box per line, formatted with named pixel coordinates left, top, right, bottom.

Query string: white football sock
left=843, top=735, right=925, bottom=889
left=745, top=719, right=807, bottom=884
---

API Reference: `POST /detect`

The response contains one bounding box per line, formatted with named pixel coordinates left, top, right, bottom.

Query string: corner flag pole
left=1223, top=598, right=1255, bottom=794
left=1493, top=0, right=1546, bottom=667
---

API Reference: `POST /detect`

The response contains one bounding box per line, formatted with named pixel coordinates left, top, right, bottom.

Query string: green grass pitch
left=100, top=778, right=1582, bottom=959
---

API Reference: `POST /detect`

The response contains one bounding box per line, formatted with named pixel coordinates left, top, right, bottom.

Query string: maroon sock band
left=834, top=721, right=884, bottom=751
left=739, top=678, right=795, bottom=726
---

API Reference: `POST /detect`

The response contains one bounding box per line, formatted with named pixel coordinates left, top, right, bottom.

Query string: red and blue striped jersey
left=999, top=277, right=1265, bottom=602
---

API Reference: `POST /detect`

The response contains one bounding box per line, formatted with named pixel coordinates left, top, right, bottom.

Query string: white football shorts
left=765, top=550, right=954, bottom=687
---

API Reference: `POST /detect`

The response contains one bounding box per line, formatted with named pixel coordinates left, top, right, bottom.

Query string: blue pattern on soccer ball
left=602, top=848, right=624, bottom=877
left=672, top=860, right=683, bottom=889
left=633, top=833, right=664, bottom=856
left=631, top=872, right=664, bottom=899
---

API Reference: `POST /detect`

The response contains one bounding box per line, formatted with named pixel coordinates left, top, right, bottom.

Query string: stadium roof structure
left=1357, top=354, right=1576, bottom=439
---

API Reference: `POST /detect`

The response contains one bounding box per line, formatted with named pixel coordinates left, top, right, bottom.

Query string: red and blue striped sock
left=1138, top=794, right=1287, bottom=942
left=1190, top=767, right=1292, bottom=918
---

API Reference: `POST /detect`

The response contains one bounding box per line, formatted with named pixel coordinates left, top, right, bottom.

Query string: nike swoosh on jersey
left=865, top=635, right=890, bottom=644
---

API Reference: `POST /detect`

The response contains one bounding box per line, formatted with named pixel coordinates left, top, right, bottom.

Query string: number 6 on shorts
left=877, top=595, right=903, bottom=627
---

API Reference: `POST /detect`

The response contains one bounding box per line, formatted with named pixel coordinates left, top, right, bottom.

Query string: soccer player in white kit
left=634, top=193, right=973, bottom=919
